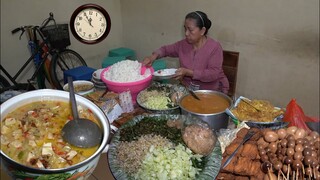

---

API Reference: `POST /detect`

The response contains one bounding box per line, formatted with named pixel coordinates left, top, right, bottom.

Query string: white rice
left=104, top=60, right=151, bottom=82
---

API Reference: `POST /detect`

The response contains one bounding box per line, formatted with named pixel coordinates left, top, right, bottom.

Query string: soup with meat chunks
left=180, top=93, right=230, bottom=114
left=0, top=100, right=100, bottom=169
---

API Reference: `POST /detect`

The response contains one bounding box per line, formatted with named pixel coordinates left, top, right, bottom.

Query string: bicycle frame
left=0, top=40, right=51, bottom=86
left=1, top=13, right=57, bottom=89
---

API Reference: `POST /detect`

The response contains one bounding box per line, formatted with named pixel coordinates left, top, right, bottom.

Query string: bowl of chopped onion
left=136, top=82, right=187, bottom=114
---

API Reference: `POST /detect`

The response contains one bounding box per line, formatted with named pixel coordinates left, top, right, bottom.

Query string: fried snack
left=231, top=99, right=284, bottom=122
left=240, top=143, right=258, bottom=160
left=218, top=128, right=266, bottom=179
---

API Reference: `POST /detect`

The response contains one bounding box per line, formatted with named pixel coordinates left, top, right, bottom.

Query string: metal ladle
left=61, top=77, right=103, bottom=148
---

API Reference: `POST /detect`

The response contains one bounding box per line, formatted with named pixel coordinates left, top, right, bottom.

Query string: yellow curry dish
left=0, top=100, right=100, bottom=169
left=180, top=93, right=230, bottom=114
left=231, top=99, right=284, bottom=122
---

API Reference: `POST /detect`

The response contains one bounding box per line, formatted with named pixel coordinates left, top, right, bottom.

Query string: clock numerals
left=70, top=4, right=111, bottom=44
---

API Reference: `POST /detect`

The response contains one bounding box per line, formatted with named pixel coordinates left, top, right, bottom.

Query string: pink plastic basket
left=100, top=66, right=154, bottom=102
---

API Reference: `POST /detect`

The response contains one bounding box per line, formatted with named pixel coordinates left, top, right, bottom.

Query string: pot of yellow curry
left=179, top=90, right=232, bottom=131
left=0, top=89, right=110, bottom=179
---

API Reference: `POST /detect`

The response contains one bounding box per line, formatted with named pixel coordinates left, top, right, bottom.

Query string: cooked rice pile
left=116, top=134, right=173, bottom=174
left=104, top=60, right=151, bottom=82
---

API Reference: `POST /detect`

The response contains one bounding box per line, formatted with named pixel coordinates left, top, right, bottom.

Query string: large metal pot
left=0, top=89, right=110, bottom=179
left=179, top=90, right=232, bottom=131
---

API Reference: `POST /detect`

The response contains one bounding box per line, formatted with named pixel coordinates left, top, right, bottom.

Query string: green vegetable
left=134, top=144, right=203, bottom=180
left=17, top=151, right=24, bottom=160
left=119, top=116, right=206, bottom=171
left=144, top=96, right=172, bottom=110
left=119, top=117, right=183, bottom=145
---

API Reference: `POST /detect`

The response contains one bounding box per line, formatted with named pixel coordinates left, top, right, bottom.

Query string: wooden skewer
left=293, top=170, right=295, bottom=180
left=309, top=165, right=313, bottom=178
left=287, top=164, right=290, bottom=180
left=279, top=169, right=287, bottom=180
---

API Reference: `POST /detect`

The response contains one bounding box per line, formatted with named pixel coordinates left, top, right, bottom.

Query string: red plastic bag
left=283, top=99, right=311, bottom=131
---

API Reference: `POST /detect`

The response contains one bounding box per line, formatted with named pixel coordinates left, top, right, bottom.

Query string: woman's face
left=184, top=18, right=205, bottom=44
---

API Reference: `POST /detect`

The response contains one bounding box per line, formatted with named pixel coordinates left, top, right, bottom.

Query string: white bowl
left=92, top=69, right=104, bottom=81
left=0, top=89, right=110, bottom=179
left=63, top=80, right=94, bottom=95
left=91, top=78, right=106, bottom=86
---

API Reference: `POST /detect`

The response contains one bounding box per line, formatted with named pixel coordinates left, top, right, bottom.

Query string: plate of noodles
left=225, top=96, right=287, bottom=129
left=107, top=114, right=222, bottom=180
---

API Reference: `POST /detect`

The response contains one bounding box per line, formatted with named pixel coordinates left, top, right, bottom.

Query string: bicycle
left=0, top=12, right=87, bottom=93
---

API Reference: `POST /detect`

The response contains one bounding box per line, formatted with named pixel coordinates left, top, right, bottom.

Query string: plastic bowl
left=100, top=66, right=154, bottom=102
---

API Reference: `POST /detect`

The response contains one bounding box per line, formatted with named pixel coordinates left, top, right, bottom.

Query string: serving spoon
left=140, top=64, right=147, bottom=75
left=180, top=81, right=200, bottom=100
left=61, top=77, right=103, bottom=148
left=240, top=99, right=261, bottom=112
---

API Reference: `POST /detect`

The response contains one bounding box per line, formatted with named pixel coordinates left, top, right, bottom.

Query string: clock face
left=70, top=4, right=111, bottom=44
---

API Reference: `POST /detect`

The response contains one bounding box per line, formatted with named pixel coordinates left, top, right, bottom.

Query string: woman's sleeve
left=153, top=41, right=181, bottom=58
left=193, top=43, right=224, bottom=82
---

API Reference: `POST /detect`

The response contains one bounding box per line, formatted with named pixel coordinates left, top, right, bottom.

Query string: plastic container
left=100, top=66, right=154, bottom=103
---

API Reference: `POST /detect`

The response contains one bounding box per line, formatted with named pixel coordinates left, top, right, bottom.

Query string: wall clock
left=70, top=4, right=111, bottom=44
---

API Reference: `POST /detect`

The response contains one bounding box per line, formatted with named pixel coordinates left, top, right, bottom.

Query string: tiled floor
left=0, top=153, right=115, bottom=180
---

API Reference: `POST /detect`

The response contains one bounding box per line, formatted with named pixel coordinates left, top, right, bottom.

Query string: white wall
left=1, top=0, right=319, bottom=117
left=1, top=0, right=123, bottom=81
left=120, top=0, right=319, bottom=117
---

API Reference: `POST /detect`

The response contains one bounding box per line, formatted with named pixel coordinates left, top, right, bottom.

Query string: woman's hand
left=142, top=53, right=159, bottom=67
left=173, top=68, right=193, bottom=80
left=142, top=56, right=153, bottom=67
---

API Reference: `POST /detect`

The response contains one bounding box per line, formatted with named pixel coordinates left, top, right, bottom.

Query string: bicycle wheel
left=50, top=49, right=87, bottom=89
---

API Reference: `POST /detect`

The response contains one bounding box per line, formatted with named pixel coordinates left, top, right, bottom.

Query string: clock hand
left=88, top=17, right=94, bottom=27
left=83, top=14, right=93, bottom=27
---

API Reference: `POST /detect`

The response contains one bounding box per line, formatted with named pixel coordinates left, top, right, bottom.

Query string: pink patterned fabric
left=154, top=37, right=229, bottom=93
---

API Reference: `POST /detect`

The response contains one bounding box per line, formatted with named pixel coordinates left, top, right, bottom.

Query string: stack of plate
left=91, top=69, right=107, bottom=90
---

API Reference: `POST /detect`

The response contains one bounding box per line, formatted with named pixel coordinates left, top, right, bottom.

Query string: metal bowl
left=179, top=90, right=232, bottom=131
left=0, top=89, right=111, bottom=179
left=137, top=83, right=187, bottom=114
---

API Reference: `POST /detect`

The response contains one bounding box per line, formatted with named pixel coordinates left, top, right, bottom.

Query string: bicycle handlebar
left=40, top=12, right=55, bottom=30
left=11, top=27, right=22, bottom=34
left=11, top=12, right=56, bottom=39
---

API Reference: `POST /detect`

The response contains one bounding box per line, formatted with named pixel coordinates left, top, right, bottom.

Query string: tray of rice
left=107, top=114, right=222, bottom=180
left=136, top=82, right=187, bottom=113
left=225, top=96, right=287, bottom=129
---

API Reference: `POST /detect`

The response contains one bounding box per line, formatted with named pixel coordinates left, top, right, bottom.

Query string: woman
left=143, top=11, right=229, bottom=94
